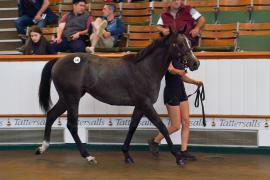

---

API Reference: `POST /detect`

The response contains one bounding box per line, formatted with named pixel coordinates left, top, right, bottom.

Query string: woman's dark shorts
left=163, top=86, right=188, bottom=106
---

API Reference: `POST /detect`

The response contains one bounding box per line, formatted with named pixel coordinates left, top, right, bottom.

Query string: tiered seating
left=151, top=1, right=169, bottom=15
left=49, top=1, right=77, bottom=18
left=122, top=25, right=160, bottom=51
left=251, top=0, right=270, bottom=23
left=217, top=0, right=252, bottom=24
left=33, top=1, right=270, bottom=53
left=89, top=3, right=107, bottom=17
left=196, top=23, right=238, bottom=52
left=186, top=0, right=218, bottom=24
left=32, top=1, right=270, bottom=53
left=0, top=0, right=21, bottom=54
left=1, top=0, right=270, bottom=54
left=238, top=23, right=270, bottom=51
left=41, top=27, right=58, bottom=42
left=121, top=2, right=151, bottom=25
left=151, top=1, right=169, bottom=24
left=89, top=1, right=120, bottom=18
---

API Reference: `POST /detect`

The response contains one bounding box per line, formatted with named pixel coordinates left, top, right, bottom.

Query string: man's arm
left=156, top=17, right=170, bottom=36
left=190, top=16, right=205, bottom=38
left=70, top=16, right=92, bottom=40
left=56, top=22, right=65, bottom=43
left=157, top=25, right=170, bottom=36
left=70, top=29, right=89, bottom=40
left=34, top=0, right=50, bottom=21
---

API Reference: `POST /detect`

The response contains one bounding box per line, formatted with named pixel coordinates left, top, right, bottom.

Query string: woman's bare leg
left=179, top=100, right=189, bottom=151
left=179, top=100, right=196, bottom=160
left=153, top=104, right=181, bottom=143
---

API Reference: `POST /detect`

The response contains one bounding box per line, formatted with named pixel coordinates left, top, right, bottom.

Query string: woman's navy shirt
left=165, top=60, right=185, bottom=88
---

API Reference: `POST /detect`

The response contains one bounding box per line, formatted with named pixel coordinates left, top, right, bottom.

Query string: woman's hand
left=193, top=80, right=203, bottom=86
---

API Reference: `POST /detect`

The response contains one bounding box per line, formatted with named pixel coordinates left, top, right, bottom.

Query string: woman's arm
left=182, top=74, right=203, bottom=86
left=168, top=62, right=187, bottom=76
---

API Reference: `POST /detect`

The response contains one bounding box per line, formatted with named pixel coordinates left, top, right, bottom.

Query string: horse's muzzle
left=189, top=60, right=200, bottom=71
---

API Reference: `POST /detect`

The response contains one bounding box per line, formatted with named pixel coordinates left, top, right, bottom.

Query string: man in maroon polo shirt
left=157, top=0, right=205, bottom=46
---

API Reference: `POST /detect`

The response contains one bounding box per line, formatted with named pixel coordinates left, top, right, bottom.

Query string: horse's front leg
left=143, top=103, right=184, bottom=166
left=121, top=107, right=144, bottom=163
left=36, top=100, right=66, bottom=155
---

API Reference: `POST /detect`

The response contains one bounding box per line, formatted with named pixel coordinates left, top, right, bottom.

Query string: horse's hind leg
left=121, top=107, right=144, bottom=163
left=142, top=104, right=184, bottom=166
left=36, top=100, right=66, bottom=155
left=65, top=96, right=97, bottom=164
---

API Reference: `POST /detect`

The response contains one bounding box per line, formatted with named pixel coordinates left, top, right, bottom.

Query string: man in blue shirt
left=16, top=0, right=57, bottom=42
left=86, top=4, right=124, bottom=54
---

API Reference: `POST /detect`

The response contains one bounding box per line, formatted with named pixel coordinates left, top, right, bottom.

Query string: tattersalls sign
left=0, top=117, right=269, bottom=146
left=0, top=117, right=268, bottom=130
left=189, top=118, right=264, bottom=129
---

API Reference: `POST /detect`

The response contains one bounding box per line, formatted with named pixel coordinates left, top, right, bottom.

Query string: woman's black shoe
left=147, top=138, right=159, bottom=158
left=181, top=150, right=197, bottom=161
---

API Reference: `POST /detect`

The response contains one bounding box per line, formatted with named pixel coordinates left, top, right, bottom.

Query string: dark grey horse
left=36, top=30, right=200, bottom=166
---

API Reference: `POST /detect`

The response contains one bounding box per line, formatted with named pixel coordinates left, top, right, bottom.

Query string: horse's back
left=50, top=53, right=160, bottom=106
left=51, top=53, right=92, bottom=93
left=50, top=53, right=132, bottom=104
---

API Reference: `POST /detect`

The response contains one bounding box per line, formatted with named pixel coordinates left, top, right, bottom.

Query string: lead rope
left=187, top=84, right=206, bottom=127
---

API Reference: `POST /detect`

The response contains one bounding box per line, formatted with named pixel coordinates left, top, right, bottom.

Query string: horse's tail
left=39, top=58, right=57, bottom=112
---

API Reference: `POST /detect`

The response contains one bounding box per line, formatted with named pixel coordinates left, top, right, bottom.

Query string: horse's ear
left=178, top=25, right=187, bottom=34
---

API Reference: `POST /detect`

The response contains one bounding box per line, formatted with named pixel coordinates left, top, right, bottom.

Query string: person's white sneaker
left=85, top=46, right=95, bottom=54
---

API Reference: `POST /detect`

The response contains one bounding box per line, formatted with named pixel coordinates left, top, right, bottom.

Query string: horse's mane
left=122, top=37, right=167, bottom=63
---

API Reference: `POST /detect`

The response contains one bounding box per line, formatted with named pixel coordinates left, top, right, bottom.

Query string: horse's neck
left=141, top=46, right=171, bottom=81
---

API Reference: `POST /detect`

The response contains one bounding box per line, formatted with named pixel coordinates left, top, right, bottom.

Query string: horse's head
left=167, top=28, right=200, bottom=71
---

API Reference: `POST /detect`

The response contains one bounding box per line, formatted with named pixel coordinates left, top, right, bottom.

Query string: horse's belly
left=87, top=89, right=134, bottom=106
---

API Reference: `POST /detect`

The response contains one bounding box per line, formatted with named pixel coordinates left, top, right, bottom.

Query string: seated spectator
left=23, top=26, right=56, bottom=54
left=86, top=4, right=124, bottom=54
left=16, top=0, right=57, bottom=43
left=156, top=0, right=205, bottom=46
left=53, top=0, right=92, bottom=53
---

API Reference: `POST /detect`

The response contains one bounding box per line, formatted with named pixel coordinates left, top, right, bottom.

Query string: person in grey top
left=53, top=0, right=92, bottom=52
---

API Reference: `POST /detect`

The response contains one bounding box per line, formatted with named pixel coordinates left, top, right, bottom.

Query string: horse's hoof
left=178, top=161, right=185, bottom=167
left=177, top=159, right=185, bottom=167
left=35, top=147, right=43, bottom=155
left=86, top=156, right=98, bottom=165
left=125, top=157, right=134, bottom=164
left=176, top=153, right=185, bottom=167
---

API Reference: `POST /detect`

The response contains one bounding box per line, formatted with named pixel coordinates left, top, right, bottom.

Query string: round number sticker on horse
left=73, top=57, right=81, bottom=64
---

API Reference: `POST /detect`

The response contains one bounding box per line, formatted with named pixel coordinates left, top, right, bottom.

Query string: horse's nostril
left=191, top=61, right=200, bottom=71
